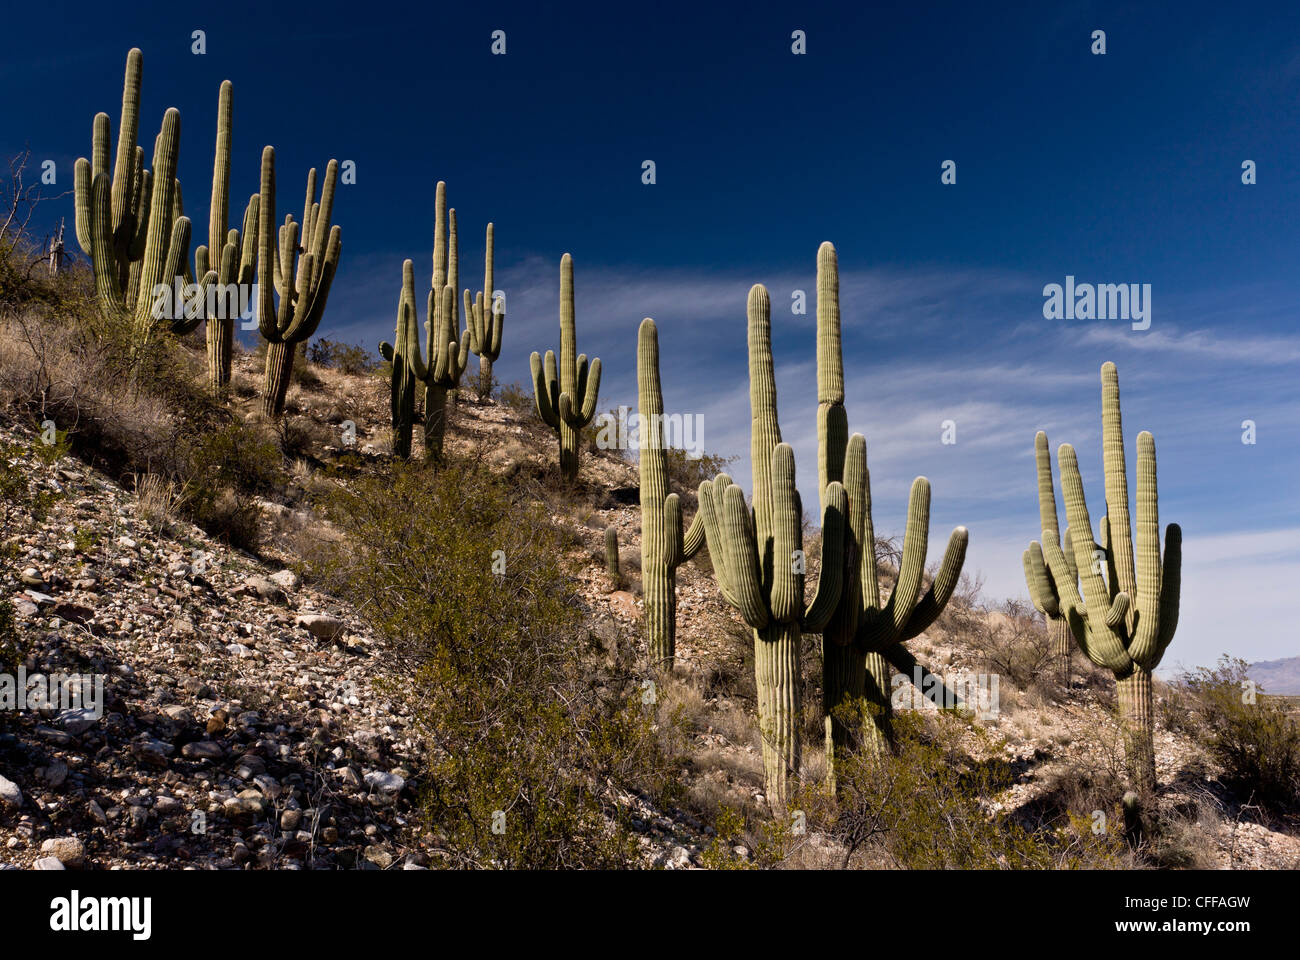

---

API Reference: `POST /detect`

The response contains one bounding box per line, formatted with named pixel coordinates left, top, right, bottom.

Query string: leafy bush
left=315, top=458, right=682, bottom=867
left=1179, top=656, right=1300, bottom=813
left=308, top=338, right=376, bottom=375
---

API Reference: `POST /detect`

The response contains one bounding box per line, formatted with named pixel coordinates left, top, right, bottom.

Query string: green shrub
left=1179, top=656, right=1300, bottom=813
left=315, top=458, right=681, bottom=867
left=794, top=712, right=1127, bottom=869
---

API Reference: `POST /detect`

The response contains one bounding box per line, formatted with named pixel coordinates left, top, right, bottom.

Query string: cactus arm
left=1100, top=361, right=1139, bottom=629
left=803, top=480, right=847, bottom=632
left=769, top=444, right=804, bottom=623
left=858, top=477, right=930, bottom=650
left=530, top=351, right=560, bottom=428
left=815, top=242, right=847, bottom=511
left=721, top=484, right=770, bottom=630
left=111, top=50, right=143, bottom=241
left=899, top=525, right=970, bottom=641
left=1154, top=523, right=1182, bottom=663
left=1128, top=431, right=1163, bottom=663
left=663, top=494, right=684, bottom=569
left=682, top=509, right=705, bottom=560
left=89, top=173, right=127, bottom=316
left=1024, top=542, right=1060, bottom=617
left=1034, top=430, right=1062, bottom=542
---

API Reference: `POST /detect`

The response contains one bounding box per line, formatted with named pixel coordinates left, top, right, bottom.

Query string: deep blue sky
left=4, top=0, right=1299, bottom=671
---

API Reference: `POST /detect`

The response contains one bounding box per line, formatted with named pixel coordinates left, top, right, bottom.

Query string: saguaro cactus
left=465, top=223, right=503, bottom=392
left=695, top=285, right=846, bottom=811
left=604, top=526, right=621, bottom=581
left=378, top=182, right=472, bottom=461
left=1024, top=362, right=1181, bottom=794
left=198, top=80, right=258, bottom=393
left=531, top=254, right=601, bottom=483
left=813, top=243, right=970, bottom=779
left=1023, top=434, right=1078, bottom=685
left=255, top=146, right=342, bottom=419
left=637, top=318, right=705, bottom=664
left=73, top=48, right=191, bottom=348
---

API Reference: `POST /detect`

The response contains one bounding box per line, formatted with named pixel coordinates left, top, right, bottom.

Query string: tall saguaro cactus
left=637, top=318, right=705, bottom=665
left=198, top=80, right=259, bottom=393
left=255, top=146, right=342, bottom=419
left=531, top=254, right=601, bottom=483
left=813, top=243, right=970, bottom=778
left=1024, top=362, right=1181, bottom=794
left=380, top=181, right=472, bottom=460
left=74, top=48, right=192, bottom=349
left=695, top=285, right=847, bottom=811
left=465, top=222, right=504, bottom=390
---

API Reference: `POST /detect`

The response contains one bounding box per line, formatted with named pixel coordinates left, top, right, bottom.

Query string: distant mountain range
left=1248, top=657, right=1300, bottom=696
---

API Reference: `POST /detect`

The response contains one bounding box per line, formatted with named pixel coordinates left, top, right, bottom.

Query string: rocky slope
left=3, top=356, right=1297, bottom=870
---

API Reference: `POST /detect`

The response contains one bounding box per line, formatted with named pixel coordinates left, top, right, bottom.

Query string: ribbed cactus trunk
left=1118, top=666, right=1155, bottom=793
left=756, top=622, right=802, bottom=808
left=1051, top=617, right=1072, bottom=685
left=605, top=526, right=620, bottom=580
left=861, top=650, right=894, bottom=756
left=425, top=383, right=450, bottom=461
left=207, top=319, right=233, bottom=393
left=263, top=341, right=295, bottom=418
left=638, top=318, right=703, bottom=665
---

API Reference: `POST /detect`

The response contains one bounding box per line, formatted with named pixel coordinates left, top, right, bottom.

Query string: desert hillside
left=2, top=339, right=1296, bottom=871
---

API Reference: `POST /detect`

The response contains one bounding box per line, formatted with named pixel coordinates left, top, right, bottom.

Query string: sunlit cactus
left=813, top=242, right=969, bottom=783
left=1024, top=362, right=1181, bottom=794
left=637, top=318, right=704, bottom=664
left=465, top=222, right=503, bottom=393
left=380, top=181, right=472, bottom=460
left=255, top=146, right=343, bottom=419
left=695, top=284, right=846, bottom=811
left=530, top=254, right=601, bottom=483
left=73, top=48, right=193, bottom=349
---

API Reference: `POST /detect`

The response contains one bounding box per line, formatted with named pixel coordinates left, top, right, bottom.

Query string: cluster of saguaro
left=636, top=318, right=705, bottom=664
left=1024, top=362, right=1181, bottom=793
left=379, top=181, right=473, bottom=460
left=531, top=254, right=601, bottom=483
left=73, top=48, right=190, bottom=349
left=76, top=48, right=340, bottom=407
left=695, top=285, right=847, bottom=811
left=464, top=223, right=504, bottom=387
left=813, top=242, right=970, bottom=782
left=255, top=147, right=342, bottom=419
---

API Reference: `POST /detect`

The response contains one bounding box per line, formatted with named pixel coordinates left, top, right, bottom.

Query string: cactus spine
left=813, top=243, right=970, bottom=780
left=695, top=285, right=846, bottom=811
left=530, top=254, right=601, bottom=483
left=74, top=48, right=193, bottom=349
left=637, top=319, right=705, bottom=665
left=1024, top=362, right=1181, bottom=794
left=255, top=146, right=343, bottom=419
left=605, top=526, right=621, bottom=581
left=465, top=223, right=503, bottom=390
